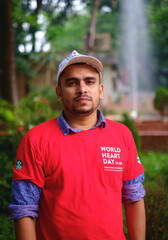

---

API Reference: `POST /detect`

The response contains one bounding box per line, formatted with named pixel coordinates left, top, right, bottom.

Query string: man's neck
left=63, top=110, right=98, bottom=130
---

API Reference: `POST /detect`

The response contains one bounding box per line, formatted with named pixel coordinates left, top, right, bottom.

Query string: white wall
left=101, top=64, right=113, bottom=107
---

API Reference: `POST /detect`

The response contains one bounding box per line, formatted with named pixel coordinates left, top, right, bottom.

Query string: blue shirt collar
left=58, top=110, right=106, bottom=136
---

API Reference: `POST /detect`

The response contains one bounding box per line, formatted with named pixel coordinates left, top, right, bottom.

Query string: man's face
left=56, top=64, right=104, bottom=116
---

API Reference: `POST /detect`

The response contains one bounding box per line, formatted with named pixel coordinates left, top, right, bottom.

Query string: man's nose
left=77, top=81, right=87, bottom=94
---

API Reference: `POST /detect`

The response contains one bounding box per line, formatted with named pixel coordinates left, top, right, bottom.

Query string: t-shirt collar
left=58, top=110, right=106, bottom=136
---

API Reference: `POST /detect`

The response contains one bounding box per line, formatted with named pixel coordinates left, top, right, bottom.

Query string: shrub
left=145, top=177, right=168, bottom=240
left=123, top=177, right=168, bottom=240
left=140, top=151, right=168, bottom=186
left=0, top=214, right=15, bottom=240
left=140, top=152, right=168, bottom=240
left=0, top=130, right=25, bottom=214
left=0, top=99, right=16, bottom=126
left=154, top=86, right=168, bottom=115
left=16, top=85, right=62, bottom=129
left=121, top=112, right=141, bottom=151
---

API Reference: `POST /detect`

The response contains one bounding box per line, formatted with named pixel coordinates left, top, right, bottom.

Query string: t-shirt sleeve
left=12, top=134, right=45, bottom=188
left=122, top=128, right=145, bottom=181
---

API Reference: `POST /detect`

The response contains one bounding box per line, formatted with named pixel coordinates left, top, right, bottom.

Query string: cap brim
left=58, top=56, right=103, bottom=81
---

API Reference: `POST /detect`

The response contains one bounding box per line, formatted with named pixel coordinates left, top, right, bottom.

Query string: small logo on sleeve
left=15, top=159, right=23, bottom=170
left=137, top=156, right=141, bottom=164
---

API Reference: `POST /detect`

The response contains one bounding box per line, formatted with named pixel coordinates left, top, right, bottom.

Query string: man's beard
left=71, top=106, right=94, bottom=115
left=64, top=95, right=100, bottom=116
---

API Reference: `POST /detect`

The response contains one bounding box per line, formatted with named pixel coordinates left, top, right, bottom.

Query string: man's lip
left=75, top=97, right=91, bottom=102
left=74, top=96, right=92, bottom=101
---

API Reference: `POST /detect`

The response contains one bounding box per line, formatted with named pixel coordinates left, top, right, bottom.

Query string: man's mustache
left=74, top=94, right=92, bottom=101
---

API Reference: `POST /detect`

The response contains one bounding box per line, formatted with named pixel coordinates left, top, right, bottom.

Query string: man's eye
left=67, top=81, right=76, bottom=86
left=86, top=80, right=95, bottom=84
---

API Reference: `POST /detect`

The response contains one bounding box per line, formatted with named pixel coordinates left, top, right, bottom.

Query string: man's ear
left=56, top=86, right=62, bottom=102
left=99, top=83, right=104, bottom=100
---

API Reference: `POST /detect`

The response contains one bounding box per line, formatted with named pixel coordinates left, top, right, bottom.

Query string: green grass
left=0, top=215, right=15, bottom=240
left=140, top=151, right=168, bottom=187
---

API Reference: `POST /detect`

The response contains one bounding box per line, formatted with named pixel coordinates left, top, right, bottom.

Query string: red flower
left=0, top=130, right=6, bottom=136
left=18, top=126, right=24, bottom=132
left=40, top=97, right=49, bottom=106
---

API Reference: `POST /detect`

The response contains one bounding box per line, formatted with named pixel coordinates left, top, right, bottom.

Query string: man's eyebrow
left=65, top=76, right=96, bottom=82
left=84, top=76, right=96, bottom=80
left=64, top=78, right=78, bottom=83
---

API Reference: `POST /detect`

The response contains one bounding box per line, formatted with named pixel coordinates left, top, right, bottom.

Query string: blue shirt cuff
left=8, top=204, right=39, bottom=220
left=8, top=180, right=41, bottom=220
left=122, top=173, right=145, bottom=203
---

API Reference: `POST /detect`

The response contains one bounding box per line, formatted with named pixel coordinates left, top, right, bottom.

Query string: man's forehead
left=62, top=63, right=99, bottom=75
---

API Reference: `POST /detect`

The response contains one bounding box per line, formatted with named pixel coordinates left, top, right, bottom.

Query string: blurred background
left=0, top=0, right=168, bottom=239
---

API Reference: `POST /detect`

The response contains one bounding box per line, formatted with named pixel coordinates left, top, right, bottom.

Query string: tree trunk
left=112, top=0, right=117, bottom=9
left=87, top=0, right=100, bottom=55
left=0, top=0, right=19, bottom=106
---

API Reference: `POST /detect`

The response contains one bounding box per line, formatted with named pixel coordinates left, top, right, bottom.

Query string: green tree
left=0, top=0, right=90, bottom=104
left=96, top=5, right=120, bottom=50
left=147, top=0, right=168, bottom=88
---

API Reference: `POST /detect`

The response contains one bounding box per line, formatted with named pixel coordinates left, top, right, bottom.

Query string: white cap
left=57, top=50, right=103, bottom=82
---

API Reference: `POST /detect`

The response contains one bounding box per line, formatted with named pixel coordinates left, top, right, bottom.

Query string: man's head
left=56, top=51, right=104, bottom=117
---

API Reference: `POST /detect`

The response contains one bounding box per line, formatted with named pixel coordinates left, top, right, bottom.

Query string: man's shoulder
left=31, top=117, right=58, bottom=130
left=105, top=118, right=128, bottom=130
left=25, top=118, right=59, bottom=140
left=104, top=118, right=133, bottom=143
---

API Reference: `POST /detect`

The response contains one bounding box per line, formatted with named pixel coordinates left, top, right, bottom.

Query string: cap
left=57, top=50, right=103, bottom=82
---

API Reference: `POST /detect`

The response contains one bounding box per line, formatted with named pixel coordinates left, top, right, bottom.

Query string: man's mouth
left=74, top=95, right=92, bottom=102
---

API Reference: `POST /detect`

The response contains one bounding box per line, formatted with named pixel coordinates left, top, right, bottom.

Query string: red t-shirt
left=13, top=118, right=144, bottom=240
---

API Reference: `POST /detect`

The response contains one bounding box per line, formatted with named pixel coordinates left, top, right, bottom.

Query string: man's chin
left=73, top=108, right=94, bottom=115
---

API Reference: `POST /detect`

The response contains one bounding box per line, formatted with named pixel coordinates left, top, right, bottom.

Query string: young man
left=9, top=50, right=146, bottom=240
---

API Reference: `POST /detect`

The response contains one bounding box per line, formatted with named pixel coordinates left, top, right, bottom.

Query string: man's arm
left=14, top=217, right=36, bottom=240
left=124, top=199, right=146, bottom=240
left=8, top=180, right=41, bottom=239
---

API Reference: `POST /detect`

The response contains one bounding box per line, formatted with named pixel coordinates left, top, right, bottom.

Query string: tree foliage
left=1, top=0, right=168, bottom=104
left=147, top=0, right=168, bottom=88
left=154, top=86, right=168, bottom=115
